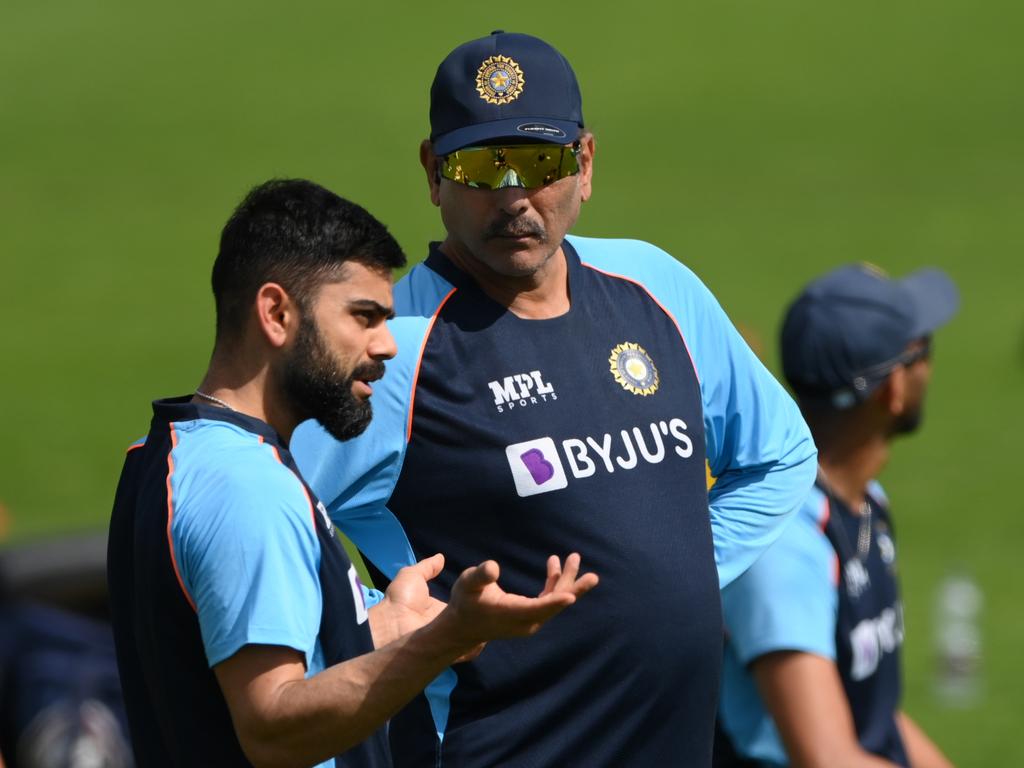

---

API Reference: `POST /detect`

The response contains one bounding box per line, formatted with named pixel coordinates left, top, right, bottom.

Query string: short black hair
left=212, top=179, right=406, bottom=339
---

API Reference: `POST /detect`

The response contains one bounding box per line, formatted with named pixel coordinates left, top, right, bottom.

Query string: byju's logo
left=504, top=418, right=697, bottom=497
left=487, top=370, right=557, bottom=413
left=505, top=437, right=569, bottom=497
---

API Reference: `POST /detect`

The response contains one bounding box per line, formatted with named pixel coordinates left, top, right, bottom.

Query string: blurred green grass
left=2, top=1, right=1021, bottom=763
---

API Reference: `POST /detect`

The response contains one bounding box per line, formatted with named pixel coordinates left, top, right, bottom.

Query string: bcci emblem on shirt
left=609, top=342, right=660, bottom=396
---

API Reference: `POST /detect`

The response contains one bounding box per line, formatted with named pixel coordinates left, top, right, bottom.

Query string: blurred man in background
left=292, top=31, right=816, bottom=766
left=715, top=263, right=958, bottom=767
left=1, top=507, right=132, bottom=768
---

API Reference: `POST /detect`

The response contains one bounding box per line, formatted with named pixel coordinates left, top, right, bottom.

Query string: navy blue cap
left=430, top=31, right=584, bottom=156
left=781, top=263, right=959, bottom=408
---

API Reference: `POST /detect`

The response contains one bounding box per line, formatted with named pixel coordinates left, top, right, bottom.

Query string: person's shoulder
left=386, top=258, right=460, bottom=369
left=173, top=417, right=273, bottom=465
left=723, top=484, right=839, bottom=661
left=866, top=479, right=890, bottom=510
left=171, top=420, right=310, bottom=522
left=569, top=234, right=695, bottom=277
left=393, top=257, right=458, bottom=317
left=568, top=234, right=711, bottom=311
left=720, top=487, right=831, bottom=606
left=741, top=485, right=833, bottom=579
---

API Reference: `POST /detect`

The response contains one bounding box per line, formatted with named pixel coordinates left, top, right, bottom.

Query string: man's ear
left=254, top=282, right=298, bottom=349
left=877, top=366, right=907, bottom=416
left=577, top=132, right=595, bottom=203
left=420, top=139, right=442, bottom=207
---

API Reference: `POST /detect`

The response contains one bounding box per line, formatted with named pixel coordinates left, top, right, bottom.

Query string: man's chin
left=891, top=409, right=923, bottom=437
left=321, top=404, right=373, bottom=442
left=481, top=245, right=555, bottom=278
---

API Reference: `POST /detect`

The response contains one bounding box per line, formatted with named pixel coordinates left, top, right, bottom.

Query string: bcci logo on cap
left=476, top=55, right=525, bottom=105
left=609, top=342, right=659, bottom=396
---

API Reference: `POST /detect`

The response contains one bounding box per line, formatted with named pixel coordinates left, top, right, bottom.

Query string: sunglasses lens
left=441, top=144, right=580, bottom=189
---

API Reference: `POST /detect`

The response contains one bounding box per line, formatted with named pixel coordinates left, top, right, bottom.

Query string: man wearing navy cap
left=293, top=32, right=817, bottom=765
left=715, top=264, right=957, bottom=767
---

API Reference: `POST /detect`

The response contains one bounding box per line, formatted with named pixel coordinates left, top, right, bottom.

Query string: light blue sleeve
left=722, top=490, right=838, bottom=663
left=292, top=263, right=455, bottom=579
left=867, top=479, right=889, bottom=508
left=361, top=586, right=385, bottom=608
left=170, top=424, right=323, bottom=667
left=569, top=236, right=818, bottom=587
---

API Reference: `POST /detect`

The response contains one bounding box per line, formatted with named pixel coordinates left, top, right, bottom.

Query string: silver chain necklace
left=194, top=389, right=235, bottom=411
left=855, top=501, right=873, bottom=560
left=818, top=468, right=873, bottom=561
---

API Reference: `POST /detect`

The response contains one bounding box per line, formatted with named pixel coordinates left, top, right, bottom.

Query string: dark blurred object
left=1, top=533, right=133, bottom=767
left=0, top=533, right=109, bottom=621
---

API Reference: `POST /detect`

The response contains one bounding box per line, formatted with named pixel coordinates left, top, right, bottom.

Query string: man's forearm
left=219, top=619, right=470, bottom=768
left=753, top=651, right=903, bottom=768
left=218, top=554, right=593, bottom=767
left=897, top=711, right=954, bottom=768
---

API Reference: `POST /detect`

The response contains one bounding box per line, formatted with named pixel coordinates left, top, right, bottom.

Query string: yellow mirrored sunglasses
left=440, top=142, right=581, bottom=190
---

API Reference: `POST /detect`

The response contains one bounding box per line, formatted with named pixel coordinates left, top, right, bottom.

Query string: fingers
left=404, top=553, right=445, bottom=581
left=541, top=554, right=562, bottom=596
left=572, top=571, right=600, bottom=596
left=456, top=560, right=500, bottom=593
left=556, top=552, right=581, bottom=591
left=442, top=555, right=597, bottom=644
left=503, top=591, right=579, bottom=632
left=540, top=553, right=599, bottom=598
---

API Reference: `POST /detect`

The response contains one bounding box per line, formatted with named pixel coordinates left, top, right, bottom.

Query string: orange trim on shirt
left=818, top=494, right=831, bottom=531
left=820, top=495, right=841, bottom=586
left=165, top=425, right=197, bottom=612
left=406, top=287, right=459, bottom=443
left=263, top=435, right=317, bottom=529
left=126, top=441, right=145, bottom=453
left=580, top=261, right=700, bottom=383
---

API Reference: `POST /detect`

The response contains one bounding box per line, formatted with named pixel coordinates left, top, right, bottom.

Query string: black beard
left=281, top=316, right=384, bottom=441
left=890, top=404, right=923, bottom=437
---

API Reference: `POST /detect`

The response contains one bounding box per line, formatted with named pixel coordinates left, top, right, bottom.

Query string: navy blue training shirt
left=719, top=480, right=908, bottom=766
left=293, top=236, right=818, bottom=766
left=107, top=398, right=391, bottom=768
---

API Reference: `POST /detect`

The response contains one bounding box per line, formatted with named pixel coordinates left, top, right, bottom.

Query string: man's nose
left=370, top=324, right=398, bottom=361
left=492, top=185, right=530, bottom=216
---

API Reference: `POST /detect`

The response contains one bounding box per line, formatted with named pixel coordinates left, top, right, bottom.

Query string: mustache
left=351, top=360, right=386, bottom=383
left=484, top=217, right=546, bottom=240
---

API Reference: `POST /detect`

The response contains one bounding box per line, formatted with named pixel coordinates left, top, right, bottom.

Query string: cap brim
left=900, top=268, right=960, bottom=338
left=433, top=117, right=581, bottom=155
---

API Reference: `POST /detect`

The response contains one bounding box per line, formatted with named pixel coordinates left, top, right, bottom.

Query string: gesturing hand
left=368, top=554, right=448, bottom=649
left=441, top=553, right=599, bottom=650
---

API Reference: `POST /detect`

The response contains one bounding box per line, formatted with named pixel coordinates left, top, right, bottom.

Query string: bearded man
left=107, top=179, right=596, bottom=768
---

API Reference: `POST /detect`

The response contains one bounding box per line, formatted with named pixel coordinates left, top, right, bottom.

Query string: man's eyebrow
left=348, top=298, right=396, bottom=320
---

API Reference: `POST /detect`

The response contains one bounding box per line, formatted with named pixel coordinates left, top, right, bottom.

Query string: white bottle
left=934, top=568, right=983, bottom=707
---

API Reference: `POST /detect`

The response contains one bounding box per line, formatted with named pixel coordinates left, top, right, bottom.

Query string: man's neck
left=818, top=435, right=890, bottom=513
left=195, top=351, right=298, bottom=443
left=439, top=242, right=571, bottom=319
